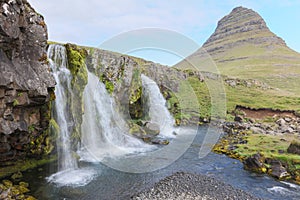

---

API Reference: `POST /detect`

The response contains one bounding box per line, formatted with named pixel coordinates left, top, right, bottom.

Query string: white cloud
left=27, top=0, right=218, bottom=46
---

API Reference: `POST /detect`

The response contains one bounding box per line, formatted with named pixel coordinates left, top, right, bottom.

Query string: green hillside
left=174, top=6, right=300, bottom=115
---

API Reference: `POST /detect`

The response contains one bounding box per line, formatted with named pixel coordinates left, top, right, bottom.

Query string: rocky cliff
left=0, top=0, right=55, bottom=164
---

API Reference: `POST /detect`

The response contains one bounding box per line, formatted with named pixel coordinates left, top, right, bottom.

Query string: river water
left=22, top=126, right=300, bottom=200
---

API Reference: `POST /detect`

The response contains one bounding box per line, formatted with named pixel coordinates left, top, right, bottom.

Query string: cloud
left=27, top=0, right=218, bottom=46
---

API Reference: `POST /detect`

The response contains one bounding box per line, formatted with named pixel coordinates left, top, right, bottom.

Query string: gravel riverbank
left=131, top=172, right=262, bottom=200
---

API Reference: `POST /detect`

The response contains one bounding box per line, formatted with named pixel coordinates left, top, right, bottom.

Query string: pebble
left=131, top=172, right=262, bottom=200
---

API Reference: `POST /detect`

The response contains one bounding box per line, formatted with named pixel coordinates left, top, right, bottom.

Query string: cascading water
left=46, top=44, right=95, bottom=186
left=78, top=71, right=153, bottom=162
left=141, top=75, right=176, bottom=138
left=47, top=44, right=77, bottom=171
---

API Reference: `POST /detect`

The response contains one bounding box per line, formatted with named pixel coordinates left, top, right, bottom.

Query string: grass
left=170, top=73, right=300, bottom=122
left=225, top=84, right=300, bottom=113
left=235, top=134, right=300, bottom=161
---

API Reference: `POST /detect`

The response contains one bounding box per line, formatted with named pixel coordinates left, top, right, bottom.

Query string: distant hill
left=175, top=6, right=300, bottom=96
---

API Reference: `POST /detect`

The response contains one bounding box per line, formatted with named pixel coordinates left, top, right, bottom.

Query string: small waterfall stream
left=47, top=45, right=95, bottom=186
left=141, top=75, right=175, bottom=138
left=47, top=44, right=77, bottom=171
left=78, top=71, right=153, bottom=162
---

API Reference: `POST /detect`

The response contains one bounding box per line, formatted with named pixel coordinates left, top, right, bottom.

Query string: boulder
left=243, top=153, right=267, bottom=173
left=150, top=138, right=170, bottom=145
left=287, top=140, right=300, bottom=155
left=268, top=160, right=290, bottom=180
left=144, top=122, right=160, bottom=136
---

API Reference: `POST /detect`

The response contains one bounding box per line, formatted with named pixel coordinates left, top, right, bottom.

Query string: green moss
left=28, top=125, right=35, bottom=133
left=65, top=43, right=88, bottom=88
left=64, top=43, right=89, bottom=149
left=0, top=155, right=56, bottom=179
left=129, top=69, right=142, bottom=103
left=49, top=118, right=59, bottom=133
left=13, top=99, right=19, bottom=107
left=105, top=80, right=114, bottom=94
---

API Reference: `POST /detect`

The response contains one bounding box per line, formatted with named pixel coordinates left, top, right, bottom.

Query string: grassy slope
left=174, top=32, right=300, bottom=115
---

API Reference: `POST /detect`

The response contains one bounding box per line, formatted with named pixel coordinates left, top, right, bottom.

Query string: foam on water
left=47, top=168, right=96, bottom=187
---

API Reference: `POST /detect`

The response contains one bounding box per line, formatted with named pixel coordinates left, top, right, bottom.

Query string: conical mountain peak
left=203, top=6, right=286, bottom=52
left=175, top=6, right=300, bottom=95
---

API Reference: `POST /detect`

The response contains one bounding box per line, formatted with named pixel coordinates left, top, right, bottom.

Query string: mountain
left=175, top=6, right=300, bottom=96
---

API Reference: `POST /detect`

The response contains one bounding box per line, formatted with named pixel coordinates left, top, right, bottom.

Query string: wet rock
left=268, top=161, right=290, bottom=180
left=287, top=140, right=300, bottom=155
left=243, top=153, right=267, bottom=173
left=150, top=138, right=169, bottom=145
left=0, top=179, right=35, bottom=200
left=144, top=122, right=160, bottom=136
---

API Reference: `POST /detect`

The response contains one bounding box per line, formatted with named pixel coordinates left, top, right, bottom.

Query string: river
left=21, top=126, right=300, bottom=200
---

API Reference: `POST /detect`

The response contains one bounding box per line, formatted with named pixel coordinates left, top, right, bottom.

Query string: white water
left=47, top=45, right=95, bottom=186
left=78, top=71, right=153, bottom=162
left=48, top=45, right=77, bottom=171
left=141, top=75, right=176, bottom=138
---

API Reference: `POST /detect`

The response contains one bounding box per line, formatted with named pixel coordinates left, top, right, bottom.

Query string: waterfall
left=78, top=71, right=153, bottom=162
left=47, top=44, right=77, bottom=171
left=46, top=45, right=175, bottom=186
left=141, top=75, right=175, bottom=138
left=47, top=44, right=95, bottom=187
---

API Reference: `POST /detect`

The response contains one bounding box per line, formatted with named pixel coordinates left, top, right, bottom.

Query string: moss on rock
left=129, top=69, right=143, bottom=119
left=0, top=179, right=37, bottom=200
left=64, top=43, right=88, bottom=148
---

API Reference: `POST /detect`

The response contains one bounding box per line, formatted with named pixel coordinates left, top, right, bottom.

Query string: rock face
left=0, top=0, right=55, bottom=163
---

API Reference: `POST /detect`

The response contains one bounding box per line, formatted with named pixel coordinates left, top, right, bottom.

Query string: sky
left=28, top=0, right=300, bottom=65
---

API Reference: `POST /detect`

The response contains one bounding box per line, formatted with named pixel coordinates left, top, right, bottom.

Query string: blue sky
left=28, top=0, right=300, bottom=65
